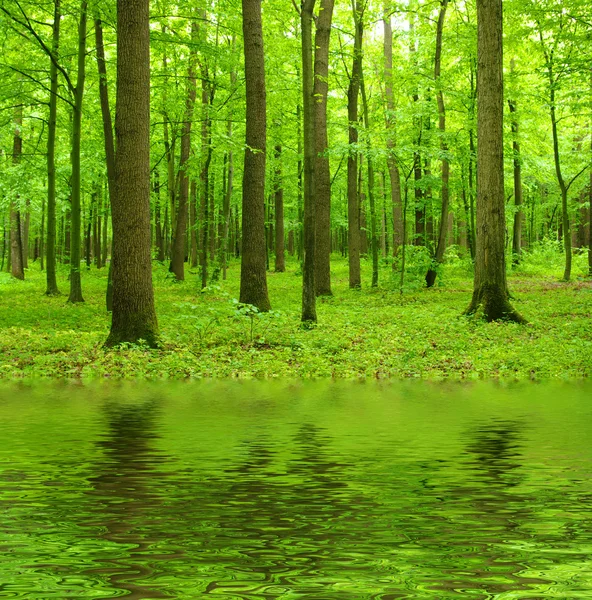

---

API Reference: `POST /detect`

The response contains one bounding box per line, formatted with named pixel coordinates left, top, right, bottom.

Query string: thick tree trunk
left=240, top=0, right=271, bottom=311
left=313, top=0, right=334, bottom=296
left=170, top=23, right=198, bottom=281
left=274, top=145, right=285, bottom=272
left=106, top=0, right=158, bottom=347
left=465, top=0, right=524, bottom=322
left=10, top=105, right=24, bottom=280
left=383, top=14, right=403, bottom=261
left=426, top=0, right=450, bottom=288
left=347, top=0, right=363, bottom=289
left=67, top=0, right=87, bottom=304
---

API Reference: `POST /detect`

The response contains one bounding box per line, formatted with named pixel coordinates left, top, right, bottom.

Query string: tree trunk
left=347, top=0, right=363, bottom=289
left=313, top=0, right=335, bottom=296
left=106, top=0, right=158, bottom=347
left=218, top=38, right=236, bottom=281
left=274, top=144, right=285, bottom=272
left=199, top=68, right=214, bottom=290
left=170, top=23, right=198, bottom=281
left=589, top=129, right=592, bottom=277
left=10, top=105, right=24, bottom=280
left=383, top=13, right=403, bottom=261
left=240, top=0, right=271, bottom=311
left=67, top=0, right=87, bottom=304
left=508, top=96, right=524, bottom=263
left=360, top=62, right=379, bottom=287
left=465, top=0, right=524, bottom=323
left=426, top=0, right=450, bottom=288
left=154, top=171, right=165, bottom=262
left=95, top=17, right=115, bottom=304
left=300, top=0, right=317, bottom=322
left=190, top=179, right=198, bottom=268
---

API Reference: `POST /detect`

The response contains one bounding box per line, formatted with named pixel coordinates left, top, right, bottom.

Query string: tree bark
left=274, top=144, right=285, bottom=272
left=465, top=0, right=524, bottom=322
left=313, top=0, right=335, bottom=296
left=426, top=0, right=450, bottom=288
left=383, top=13, right=403, bottom=261
left=106, top=0, right=158, bottom=347
left=508, top=95, right=524, bottom=264
left=67, top=0, right=87, bottom=304
left=170, top=22, right=198, bottom=281
left=300, top=0, right=317, bottom=322
left=360, top=61, right=379, bottom=287
left=240, top=0, right=271, bottom=311
left=347, top=0, right=363, bottom=289
left=10, top=105, right=24, bottom=280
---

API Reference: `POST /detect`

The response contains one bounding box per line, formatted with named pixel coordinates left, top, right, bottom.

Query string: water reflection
left=1, top=383, right=592, bottom=599
left=85, top=400, right=174, bottom=599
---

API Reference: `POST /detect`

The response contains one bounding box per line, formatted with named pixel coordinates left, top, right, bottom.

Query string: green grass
left=0, top=245, right=591, bottom=379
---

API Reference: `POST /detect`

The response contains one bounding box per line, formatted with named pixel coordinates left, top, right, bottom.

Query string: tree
left=313, top=0, right=335, bottom=296
left=105, top=0, right=158, bottom=347
left=240, top=0, right=271, bottom=312
left=383, top=11, right=403, bottom=261
left=508, top=70, right=524, bottom=265
left=274, top=144, right=285, bottom=272
left=300, top=0, right=317, bottom=322
left=347, top=0, right=363, bottom=289
left=464, top=0, right=525, bottom=323
left=67, top=0, right=88, bottom=304
left=170, top=22, right=198, bottom=282
left=10, top=104, right=24, bottom=280
left=45, top=0, right=61, bottom=295
left=425, top=0, right=450, bottom=288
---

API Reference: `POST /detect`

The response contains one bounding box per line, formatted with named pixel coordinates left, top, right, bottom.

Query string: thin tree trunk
left=347, top=0, right=363, bottom=289
left=67, top=0, right=87, bottom=303
left=383, top=13, right=403, bottom=261
left=10, top=105, right=24, bottom=280
left=426, top=0, right=450, bottom=288
left=360, top=63, right=379, bottom=287
left=509, top=95, right=524, bottom=264
left=240, top=0, right=271, bottom=311
left=219, top=86, right=234, bottom=280
left=154, top=171, right=165, bottom=262
left=170, top=23, right=198, bottom=281
left=190, top=179, right=198, bottom=268
left=274, top=144, right=285, bottom=272
left=313, top=0, right=335, bottom=296
left=465, top=0, right=524, bottom=322
left=301, top=0, right=317, bottom=322
left=296, top=100, right=304, bottom=262
left=106, top=0, right=158, bottom=347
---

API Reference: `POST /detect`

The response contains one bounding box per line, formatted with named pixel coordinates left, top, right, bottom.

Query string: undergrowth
left=0, top=243, right=590, bottom=380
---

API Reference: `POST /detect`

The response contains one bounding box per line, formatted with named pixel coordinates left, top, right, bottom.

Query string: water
left=1, top=381, right=592, bottom=599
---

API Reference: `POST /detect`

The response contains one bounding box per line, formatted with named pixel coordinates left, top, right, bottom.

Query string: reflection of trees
left=426, top=419, right=546, bottom=597
left=203, top=422, right=377, bottom=597
left=85, top=401, right=174, bottom=599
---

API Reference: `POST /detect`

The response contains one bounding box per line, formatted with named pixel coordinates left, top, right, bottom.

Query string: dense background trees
left=0, top=0, right=590, bottom=328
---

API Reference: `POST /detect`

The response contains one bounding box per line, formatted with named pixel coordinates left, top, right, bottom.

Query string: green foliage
left=1, top=254, right=591, bottom=380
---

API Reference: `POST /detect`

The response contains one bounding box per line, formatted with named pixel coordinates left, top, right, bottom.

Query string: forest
left=0, top=0, right=591, bottom=379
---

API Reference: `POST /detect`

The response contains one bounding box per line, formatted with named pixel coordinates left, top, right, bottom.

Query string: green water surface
left=1, top=381, right=591, bottom=599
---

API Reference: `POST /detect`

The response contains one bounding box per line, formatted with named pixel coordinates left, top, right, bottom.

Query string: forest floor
left=0, top=245, right=591, bottom=380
